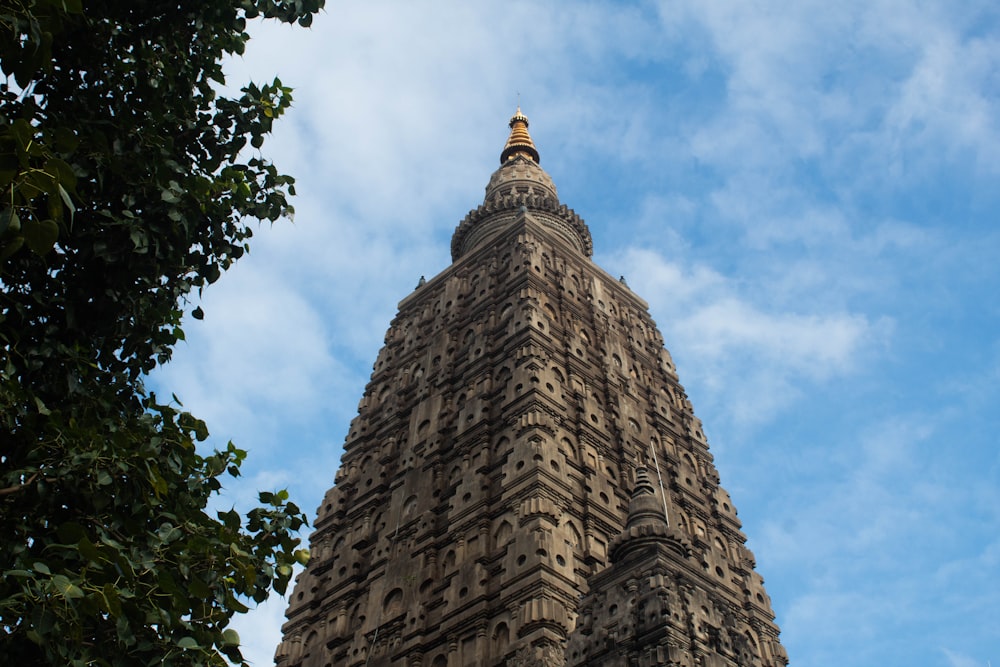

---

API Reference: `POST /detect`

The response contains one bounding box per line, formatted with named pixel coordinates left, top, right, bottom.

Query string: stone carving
left=507, top=643, right=565, bottom=667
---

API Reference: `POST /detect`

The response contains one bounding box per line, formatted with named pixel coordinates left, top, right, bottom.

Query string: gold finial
left=500, top=107, right=540, bottom=164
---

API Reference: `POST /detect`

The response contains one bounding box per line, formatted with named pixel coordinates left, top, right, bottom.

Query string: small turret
left=609, top=467, right=691, bottom=563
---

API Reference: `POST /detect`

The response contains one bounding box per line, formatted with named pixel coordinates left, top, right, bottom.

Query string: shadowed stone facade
left=275, top=111, right=787, bottom=667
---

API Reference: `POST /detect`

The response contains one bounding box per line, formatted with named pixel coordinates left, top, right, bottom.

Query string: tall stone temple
left=275, top=111, right=788, bottom=667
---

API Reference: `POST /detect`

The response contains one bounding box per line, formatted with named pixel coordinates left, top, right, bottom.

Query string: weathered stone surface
left=277, top=112, right=786, bottom=667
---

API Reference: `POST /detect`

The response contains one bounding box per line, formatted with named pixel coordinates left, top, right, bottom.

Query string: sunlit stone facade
left=276, top=111, right=787, bottom=667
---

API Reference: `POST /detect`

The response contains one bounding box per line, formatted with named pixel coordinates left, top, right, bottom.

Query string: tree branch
left=0, top=472, right=39, bottom=497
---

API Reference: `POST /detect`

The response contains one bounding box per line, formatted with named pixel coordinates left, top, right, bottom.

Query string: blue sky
left=152, top=2, right=1000, bottom=665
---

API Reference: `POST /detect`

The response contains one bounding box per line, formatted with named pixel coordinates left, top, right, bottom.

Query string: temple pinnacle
left=625, top=467, right=669, bottom=533
left=500, top=107, right=540, bottom=164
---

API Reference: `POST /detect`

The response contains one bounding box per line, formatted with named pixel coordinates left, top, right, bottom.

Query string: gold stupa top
left=500, top=107, right=540, bottom=164
left=450, top=107, right=594, bottom=261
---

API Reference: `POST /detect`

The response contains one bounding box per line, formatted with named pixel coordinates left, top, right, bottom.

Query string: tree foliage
left=0, top=0, right=322, bottom=663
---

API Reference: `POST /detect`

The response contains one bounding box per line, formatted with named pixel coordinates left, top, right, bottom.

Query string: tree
left=0, top=0, right=323, bottom=663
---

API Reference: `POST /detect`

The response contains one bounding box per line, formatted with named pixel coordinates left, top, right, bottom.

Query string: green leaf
left=156, top=523, right=181, bottom=543
left=193, top=419, right=209, bottom=442
left=149, top=468, right=168, bottom=497
left=0, top=207, right=19, bottom=236
left=58, top=184, right=75, bottom=224
left=78, top=538, right=101, bottom=564
left=10, top=119, right=34, bottom=148
left=228, top=597, right=250, bottom=614
left=46, top=158, right=77, bottom=190
left=218, top=508, right=240, bottom=530
left=56, top=522, right=86, bottom=543
left=22, top=218, right=59, bottom=254
left=157, top=570, right=179, bottom=594
left=191, top=306, right=204, bottom=320
left=52, top=574, right=85, bottom=600
left=51, top=127, right=81, bottom=153
left=102, top=583, right=122, bottom=616
left=188, top=577, right=210, bottom=599
left=1, top=236, right=25, bottom=260
left=221, top=628, right=240, bottom=646
left=0, top=0, right=315, bottom=661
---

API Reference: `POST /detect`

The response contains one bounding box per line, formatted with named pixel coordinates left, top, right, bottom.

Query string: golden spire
left=500, top=107, right=540, bottom=164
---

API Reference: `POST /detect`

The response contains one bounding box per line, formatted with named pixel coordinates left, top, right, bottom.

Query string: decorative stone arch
left=300, top=629, right=319, bottom=664
left=383, top=587, right=404, bottom=617
left=559, top=436, right=577, bottom=459
left=403, top=494, right=418, bottom=517
left=542, top=301, right=558, bottom=321
left=494, top=519, right=513, bottom=548
left=351, top=603, right=365, bottom=630
left=494, top=364, right=513, bottom=388
left=499, top=303, right=515, bottom=325
left=493, top=435, right=511, bottom=459
left=492, top=621, right=510, bottom=655
left=714, top=536, right=728, bottom=558
left=564, top=519, right=583, bottom=550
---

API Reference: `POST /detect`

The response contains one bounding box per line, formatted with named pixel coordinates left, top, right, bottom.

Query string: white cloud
left=940, top=649, right=988, bottom=667
left=158, top=266, right=341, bottom=432
left=650, top=0, right=1000, bottom=245
left=607, top=246, right=885, bottom=429
left=679, top=298, right=871, bottom=377
left=886, top=31, right=1000, bottom=172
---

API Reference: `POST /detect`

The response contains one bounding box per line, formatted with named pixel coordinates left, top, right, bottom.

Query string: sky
left=151, top=2, right=1000, bottom=666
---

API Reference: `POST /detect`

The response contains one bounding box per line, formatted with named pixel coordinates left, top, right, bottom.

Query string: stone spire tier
left=451, top=109, right=593, bottom=261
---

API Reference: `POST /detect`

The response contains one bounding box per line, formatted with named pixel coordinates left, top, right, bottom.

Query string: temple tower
left=276, top=111, right=787, bottom=667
